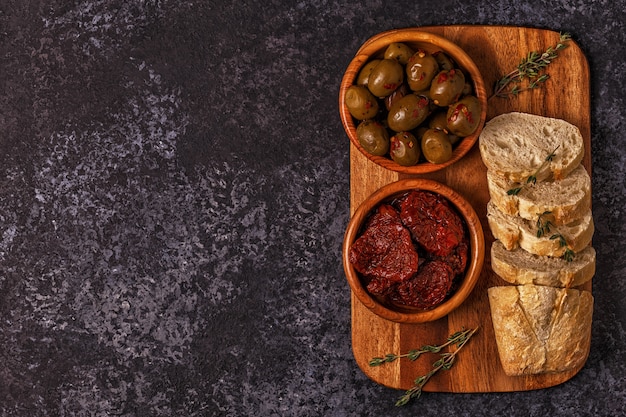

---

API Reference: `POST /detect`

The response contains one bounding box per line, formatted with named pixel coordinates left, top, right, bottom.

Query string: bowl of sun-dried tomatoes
left=342, top=179, right=485, bottom=323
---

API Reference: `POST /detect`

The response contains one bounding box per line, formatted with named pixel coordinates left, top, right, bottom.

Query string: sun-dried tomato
left=398, top=190, right=466, bottom=257
left=349, top=204, right=419, bottom=293
left=442, top=239, right=469, bottom=275
left=390, top=260, right=454, bottom=309
left=349, top=190, right=469, bottom=309
left=366, top=276, right=398, bottom=296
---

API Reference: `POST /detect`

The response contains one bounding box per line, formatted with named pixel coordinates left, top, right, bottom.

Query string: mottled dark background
left=0, top=0, right=624, bottom=416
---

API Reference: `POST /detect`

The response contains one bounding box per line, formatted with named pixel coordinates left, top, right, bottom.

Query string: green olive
left=390, top=132, right=420, bottom=166
left=406, top=50, right=439, bottom=92
left=367, top=59, right=404, bottom=98
left=448, top=133, right=461, bottom=145
left=387, top=94, right=430, bottom=132
left=413, top=126, right=429, bottom=142
left=446, top=95, right=482, bottom=137
left=345, top=85, right=379, bottom=120
left=426, top=111, right=461, bottom=145
left=356, top=59, right=381, bottom=87
left=421, top=128, right=453, bottom=164
left=412, top=88, right=431, bottom=99
left=427, top=110, right=449, bottom=132
left=384, top=83, right=409, bottom=110
left=432, top=51, right=455, bottom=71
left=384, top=42, right=415, bottom=65
left=429, top=69, right=466, bottom=107
left=462, top=81, right=473, bottom=96
left=356, top=120, right=390, bottom=156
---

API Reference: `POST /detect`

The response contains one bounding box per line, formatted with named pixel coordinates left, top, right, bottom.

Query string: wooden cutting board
left=348, top=26, right=591, bottom=392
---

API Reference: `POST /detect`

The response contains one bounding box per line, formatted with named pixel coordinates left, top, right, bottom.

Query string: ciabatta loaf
left=488, top=285, right=593, bottom=376
left=486, top=201, right=594, bottom=257
left=487, top=164, right=591, bottom=226
left=479, top=112, right=584, bottom=182
left=491, top=240, right=596, bottom=288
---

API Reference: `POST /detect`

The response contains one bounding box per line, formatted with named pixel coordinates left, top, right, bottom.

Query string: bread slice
left=479, top=112, right=584, bottom=182
left=487, top=164, right=591, bottom=226
left=491, top=240, right=596, bottom=288
left=488, top=285, right=593, bottom=376
left=486, top=201, right=594, bottom=257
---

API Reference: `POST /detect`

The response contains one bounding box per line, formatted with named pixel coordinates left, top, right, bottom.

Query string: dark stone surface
left=1, top=1, right=624, bottom=416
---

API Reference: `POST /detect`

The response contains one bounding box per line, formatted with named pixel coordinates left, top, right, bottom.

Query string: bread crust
left=487, top=165, right=591, bottom=226
left=479, top=112, right=584, bottom=183
left=488, top=285, right=593, bottom=376
left=490, top=240, right=596, bottom=288
left=486, top=201, right=594, bottom=257
left=481, top=112, right=595, bottom=377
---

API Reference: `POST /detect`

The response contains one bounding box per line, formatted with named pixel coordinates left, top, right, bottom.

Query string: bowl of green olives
left=339, top=29, right=487, bottom=174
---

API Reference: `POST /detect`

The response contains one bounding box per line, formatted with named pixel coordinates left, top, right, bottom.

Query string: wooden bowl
left=342, top=179, right=485, bottom=323
left=339, top=28, right=487, bottom=174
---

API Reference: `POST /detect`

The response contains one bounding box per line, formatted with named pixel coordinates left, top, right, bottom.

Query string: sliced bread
left=487, top=164, right=591, bottom=225
left=488, top=285, right=593, bottom=376
left=479, top=112, right=584, bottom=182
left=491, top=240, right=596, bottom=288
left=486, top=200, right=594, bottom=257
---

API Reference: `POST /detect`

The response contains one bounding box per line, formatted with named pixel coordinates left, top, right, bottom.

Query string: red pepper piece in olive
left=446, top=95, right=482, bottom=137
left=367, top=59, right=404, bottom=98
left=406, top=50, right=439, bottom=92
left=387, top=94, right=430, bottom=132
left=430, top=69, right=465, bottom=107
left=390, top=131, right=420, bottom=166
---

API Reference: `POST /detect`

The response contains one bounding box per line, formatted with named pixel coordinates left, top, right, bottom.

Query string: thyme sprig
left=536, top=211, right=555, bottom=238
left=370, top=327, right=479, bottom=406
left=536, top=211, right=576, bottom=262
left=369, top=328, right=475, bottom=366
left=507, top=145, right=560, bottom=196
left=491, top=32, right=571, bottom=99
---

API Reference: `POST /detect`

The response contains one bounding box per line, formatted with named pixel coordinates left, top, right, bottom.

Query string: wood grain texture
left=348, top=25, right=591, bottom=393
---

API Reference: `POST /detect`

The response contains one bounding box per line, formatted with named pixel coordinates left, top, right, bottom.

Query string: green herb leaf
left=535, top=213, right=576, bottom=262
left=370, top=327, right=479, bottom=406
left=491, top=32, right=571, bottom=99
left=563, top=249, right=575, bottom=262
left=506, top=147, right=560, bottom=195
left=507, top=187, right=522, bottom=196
